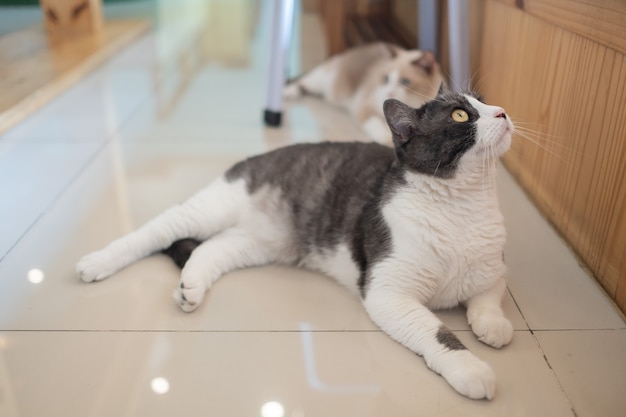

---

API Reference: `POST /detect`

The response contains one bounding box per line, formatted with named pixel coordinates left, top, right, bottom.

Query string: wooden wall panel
left=478, top=0, right=626, bottom=312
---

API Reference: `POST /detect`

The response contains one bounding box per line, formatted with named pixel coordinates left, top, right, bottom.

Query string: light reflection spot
left=28, top=268, right=44, bottom=284
left=151, top=377, right=170, bottom=394
left=261, top=401, right=284, bottom=417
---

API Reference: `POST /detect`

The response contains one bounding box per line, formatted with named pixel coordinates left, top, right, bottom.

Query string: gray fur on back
left=225, top=142, right=400, bottom=292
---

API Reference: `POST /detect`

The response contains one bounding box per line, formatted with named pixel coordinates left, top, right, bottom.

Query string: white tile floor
left=1, top=2, right=625, bottom=416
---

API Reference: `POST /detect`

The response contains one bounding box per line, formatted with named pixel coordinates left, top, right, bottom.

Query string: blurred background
left=0, top=1, right=625, bottom=416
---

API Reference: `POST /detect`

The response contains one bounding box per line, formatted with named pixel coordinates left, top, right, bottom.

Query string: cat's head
left=375, top=48, right=444, bottom=109
left=383, top=89, right=514, bottom=179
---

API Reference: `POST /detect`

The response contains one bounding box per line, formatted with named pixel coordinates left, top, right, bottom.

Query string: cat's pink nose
left=494, top=108, right=507, bottom=119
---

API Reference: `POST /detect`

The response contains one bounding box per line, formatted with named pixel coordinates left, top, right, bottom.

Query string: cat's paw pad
left=283, top=83, right=302, bottom=99
left=441, top=352, right=496, bottom=400
left=173, top=280, right=206, bottom=313
left=470, top=313, right=513, bottom=349
left=76, top=250, right=115, bottom=283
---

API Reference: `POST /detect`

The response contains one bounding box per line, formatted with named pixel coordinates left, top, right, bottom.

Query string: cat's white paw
left=76, top=250, right=116, bottom=283
left=469, top=310, right=513, bottom=349
left=438, top=350, right=496, bottom=400
left=283, top=83, right=302, bottom=100
left=173, top=279, right=207, bottom=313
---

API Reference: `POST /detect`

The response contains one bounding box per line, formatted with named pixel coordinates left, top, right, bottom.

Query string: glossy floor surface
left=1, top=2, right=625, bottom=416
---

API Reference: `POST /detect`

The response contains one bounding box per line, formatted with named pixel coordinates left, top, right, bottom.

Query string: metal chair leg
left=447, top=0, right=470, bottom=92
left=264, top=0, right=295, bottom=127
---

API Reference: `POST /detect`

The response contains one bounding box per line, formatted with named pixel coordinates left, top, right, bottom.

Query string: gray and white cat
left=77, top=89, right=514, bottom=400
left=284, top=42, right=444, bottom=144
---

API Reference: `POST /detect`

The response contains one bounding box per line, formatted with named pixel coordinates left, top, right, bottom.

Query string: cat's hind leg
left=363, top=281, right=496, bottom=400
left=77, top=176, right=246, bottom=283
left=465, top=278, right=513, bottom=349
left=283, top=63, right=336, bottom=100
left=173, top=228, right=281, bottom=312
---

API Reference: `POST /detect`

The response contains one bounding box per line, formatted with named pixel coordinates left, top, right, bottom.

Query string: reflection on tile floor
left=0, top=1, right=624, bottom=417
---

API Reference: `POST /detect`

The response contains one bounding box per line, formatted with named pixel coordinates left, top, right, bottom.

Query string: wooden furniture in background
left=0, top=20, right=150, bottom=135
left=39, top=0, right=104, bottom=36
left=474, top=0, right=626, bottom=314
left=318, top=0, right=347, bottom=56
left=317, top=0, right=416, bottom=56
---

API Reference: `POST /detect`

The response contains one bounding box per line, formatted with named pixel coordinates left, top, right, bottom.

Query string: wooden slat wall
left=476, top=0, right=626, bottom=313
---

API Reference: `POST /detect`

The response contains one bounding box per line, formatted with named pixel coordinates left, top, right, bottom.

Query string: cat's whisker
left=511, top=120, right=554, bottom=129
left=469, top=70, right=483, bottom=93
left=512, top=121, right=548, bottom=127
left=513, top=123, right=565, bottom=137
left=513, top=126, right=573, bottom=145
left=504, top=143, right=524, bottom=160
left=515, top=128, right=569, bottom=143
left=468, top=71, right=478, bottom=92
left=468, top=70, right=488, bottom=95
left=434, top=160, right=441, bottom=177
left=485, top=145, right=491, bottom=188
left=508, top=118, right=570, bottom=141
left=490, top=149, right=495, bottom=183
left=481, top=147, right=488, bottom=194
left=446, top=76, right=461, bottom=93
left=512, top=129, right=578, bottom=154
left=507, top=117, right=578, bottom=154
left=396, top=82, right=437, bottom=99
left=440, top=67, right=465, bottom=93
left=512, top=131, right=575, bottom=166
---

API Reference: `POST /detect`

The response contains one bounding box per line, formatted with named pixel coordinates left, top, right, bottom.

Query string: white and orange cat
left=284, top=42, right=444, bottom=143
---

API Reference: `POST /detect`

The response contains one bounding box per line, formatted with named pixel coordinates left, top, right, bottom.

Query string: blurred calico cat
left=284, top=42, right=444, bottom=143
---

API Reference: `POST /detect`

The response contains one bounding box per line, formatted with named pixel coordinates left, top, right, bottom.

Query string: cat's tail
left=163, top=238, right=201, bottom=269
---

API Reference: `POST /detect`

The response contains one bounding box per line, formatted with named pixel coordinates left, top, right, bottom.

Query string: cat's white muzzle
left=473, top=116, right=513, bottom=153
left=466, top=96, right=514, bottom=156
left=491, top=115, right=514, bottom=156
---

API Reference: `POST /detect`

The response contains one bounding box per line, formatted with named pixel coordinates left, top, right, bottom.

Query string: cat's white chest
left=381, top=183, right=505, bottom=308
left=300, top=244, right=361, bottom=295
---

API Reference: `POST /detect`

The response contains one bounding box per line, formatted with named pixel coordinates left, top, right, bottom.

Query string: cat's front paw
left=283, top=83, right=302, bottom=100
left=173, top=280, right=207, bottom=313
left=469, top=311, right=513, bottom=349
left=76, top=250, right=116, bottom=283
left=438, top=350, right=496, bottom=400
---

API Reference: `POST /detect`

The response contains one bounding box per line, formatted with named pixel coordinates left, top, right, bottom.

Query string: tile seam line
left=529, top=325, right=580, bottom=417
left=5, top=328, right=624, bottom=334
left=0, top=87, right=155, bottom=264
left=506, top=286, right=533, bottom=331
left=0, top=329, right=386, bottom=333
left=0, top=141, right=105, bottom=264
left=531, top=328, right=626, bottom=332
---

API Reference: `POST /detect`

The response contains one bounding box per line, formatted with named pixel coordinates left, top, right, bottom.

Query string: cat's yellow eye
left=452, top=109, right=469, bottom=122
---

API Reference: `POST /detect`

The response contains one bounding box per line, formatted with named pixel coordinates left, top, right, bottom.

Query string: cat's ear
left=437, top=82, right=447, bottom=97
left=412, top=51, right=436, bottom=75
left=383, top=99, right=417, bottom=146
left=382, top=42, right=398, bottom=58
